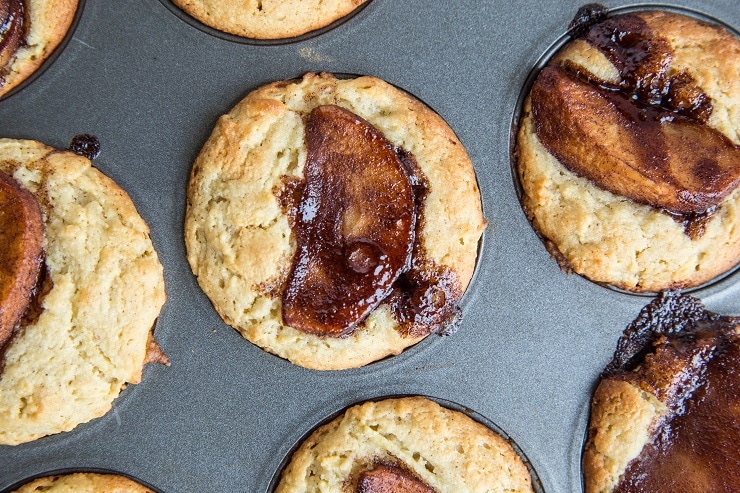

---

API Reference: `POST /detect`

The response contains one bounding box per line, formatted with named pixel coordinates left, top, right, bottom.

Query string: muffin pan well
left=1, top=1, right=738, bottom=492
left=512, top=5, right=740, bottom=294
left=268, top=395, right=544, bottom=493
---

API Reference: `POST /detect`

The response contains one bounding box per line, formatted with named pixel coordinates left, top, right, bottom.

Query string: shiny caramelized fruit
left=281, top=105, right=416, bottom=337
left=531, top=67, right=740, bottom=215
left=530, top=11, right=740, bottom=216
left=357, top=464, right=435, bottom=493
left=0, top=0, right=25, bottom=69
left=0, top=170, right=43, bottom=347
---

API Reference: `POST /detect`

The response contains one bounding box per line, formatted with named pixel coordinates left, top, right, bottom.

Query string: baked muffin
left=185, top=72, right=486, bottom=370
left=12, top=472, right=155, bottom=492
left=275, top=396, right=534, bottom=493
left=172, top=0, right=369, bottom=40
left=582, top=291, right=740, bottom=493
left=516, top=7, right=740, bottom=292
left=0, top=138, right=167, bottom=445
left=0, top=0, right=78, bottom=98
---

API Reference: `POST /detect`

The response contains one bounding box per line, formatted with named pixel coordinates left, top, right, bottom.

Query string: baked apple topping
left=0, top=0, right=25, bottom=80
left=593, top=292, right=740, bottom=493
left=357, top=464, right=436, bottom=493
left=282, top=105, right=417, bottom=337
left=531, top=13, right=740, bottom=221
left=281, top=105, right=463, bottom=338
left=0, top=169, right=43, bottom=349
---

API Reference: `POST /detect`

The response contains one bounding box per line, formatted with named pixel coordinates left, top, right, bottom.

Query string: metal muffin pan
left=1, top=0, right=738, bottom=491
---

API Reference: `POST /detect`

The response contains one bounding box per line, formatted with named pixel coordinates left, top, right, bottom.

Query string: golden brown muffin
left=275, top=396, right=534, bottom=493
left=172, top=0, right=369, bottom=39
left=583, top=291, right=740, bottom=493
left=12, top=472, right=156, bottom=492
left=185, top=73, right=486, bottom=370
left=0, top=138, right=167, bottom=445
left=516, top=8, right=740, bottom=292
left=0, top=0, right=78, bottom=98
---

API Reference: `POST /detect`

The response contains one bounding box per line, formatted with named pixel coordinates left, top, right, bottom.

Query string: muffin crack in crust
left=185, top=72, right=486, bottom=370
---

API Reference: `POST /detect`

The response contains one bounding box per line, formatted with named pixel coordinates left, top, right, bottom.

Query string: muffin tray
left=1, top=0, right=739, bottom=491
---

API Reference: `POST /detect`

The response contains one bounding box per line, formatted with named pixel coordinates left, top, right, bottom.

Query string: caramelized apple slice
left=282, top=105, right=416, bottom=337
left=0, top=0, right=25, bottom=69
left=357, top=465, right=436, bottom=493
left=531, top=66, right=740, bottom=214
left=0, top=170, right=43, bottom=347
left=596, top=293, right=740, bottom=492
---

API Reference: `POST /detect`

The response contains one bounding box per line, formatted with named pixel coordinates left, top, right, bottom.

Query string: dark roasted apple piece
left=0, top=169, right=43, bottom=348
left=613, top=334, right=740, bottom=492
left=589, top=292, right=740, bottom=493
left=531, top=66, right=740, bottom=214
left=0, top=0, right=25, bottom=70
left=357, top=464, right=436, bottom=493
left=282, top=105, right=416, bottom=337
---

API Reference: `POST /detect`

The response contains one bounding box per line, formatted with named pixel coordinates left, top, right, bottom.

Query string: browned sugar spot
left=69, top=134, right=101, bottom=161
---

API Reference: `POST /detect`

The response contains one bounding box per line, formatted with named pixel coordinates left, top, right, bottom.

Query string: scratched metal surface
left=0, top=1, right=738, bottom=491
